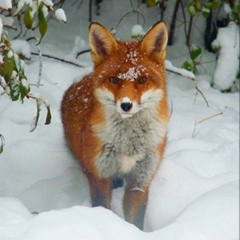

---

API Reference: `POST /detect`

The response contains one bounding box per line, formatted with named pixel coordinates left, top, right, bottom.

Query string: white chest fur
left=94, top=107, right=167, bottom=179
left=118, top=153, right=144, bottom=174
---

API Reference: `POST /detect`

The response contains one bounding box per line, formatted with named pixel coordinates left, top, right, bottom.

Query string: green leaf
left=38, top=6, right=48, bottom=44
left=202, top=7, right=211, bottom=18
left=146, top=0, right=157, bottom=7
left=45, top=105, right=52, bottom=125
left=188, top=2, right=198, bottom=16
left=204, top=0, right=219, bottom=10
left=10, top=81, right=20, bottom=101
left=231, top=4, right=240, bottom=21
left=3, top=53, right=15, bottom=82
left=188, top=0, right=202, bottom=16
left=182, top=60, right=194, bottom=72
left=0, top=134, right=4, bottom=154
left=190, top=46, right=202, bottom=61
left=194, top=0, right=202, bottom=12
left=30, top=100, right=41, bottom=132
left=19, top=80, right=30, bottom=102
left=24, top=7, right=34, bottom=29
left=211, top=43, right=220, bottom=52
left=202, top=1, right=219, bottom=18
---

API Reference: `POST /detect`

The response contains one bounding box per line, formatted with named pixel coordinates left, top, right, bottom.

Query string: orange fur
left=61, top=21, right=169, bottom=230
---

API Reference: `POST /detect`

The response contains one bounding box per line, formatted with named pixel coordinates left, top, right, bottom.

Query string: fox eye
left=109, top=77, right=119, bottom=84
left=138, top=76, right=147, bottom=84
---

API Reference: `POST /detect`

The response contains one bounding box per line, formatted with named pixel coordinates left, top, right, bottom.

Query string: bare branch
left=197, top=112, right=223, bottom=125
left=31, top=52, right=84, bottom=68
left=76, top=49, right=91, bottom=59
left=166, top=66, right=210, bottom=107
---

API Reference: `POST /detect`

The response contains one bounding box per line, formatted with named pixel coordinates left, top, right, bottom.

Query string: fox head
left=89, top=21, right=168, bottom=118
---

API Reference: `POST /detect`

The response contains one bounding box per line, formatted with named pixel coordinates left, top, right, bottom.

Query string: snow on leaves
left=213, top=22, right=239, bottom=91
left=0, top=18, right=3, bottom=37
left=0, top=0, right=66, bottom=131
left=0, top=0, right=12, bottom=10
left=0, top=1, right=67, bottom=44
left=55, top=8, right=67, bottom=23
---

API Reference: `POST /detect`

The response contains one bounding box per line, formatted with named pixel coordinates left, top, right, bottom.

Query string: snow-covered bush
left=210, top=3, right=240, bottom=91
left=147, top=0, right=239, bottom=91
left=212, top=21, right=239, bottom=91
left=131, top=24, right=146, bottom=39
left=0, top=0, right=239, bottom=135
left=0, top=0, right=66, bottom=131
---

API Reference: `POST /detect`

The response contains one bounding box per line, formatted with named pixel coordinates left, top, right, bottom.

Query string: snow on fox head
left=89, top=21, right=168, bottom=118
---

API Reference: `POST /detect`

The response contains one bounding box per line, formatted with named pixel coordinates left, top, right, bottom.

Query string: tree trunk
left=186, top=16, right=193, bottom=47
left=168, top=0, right=181, bottom=45
left=204, top=11, right=214, bottom=51
left=89, top=0, right=92, bottom=22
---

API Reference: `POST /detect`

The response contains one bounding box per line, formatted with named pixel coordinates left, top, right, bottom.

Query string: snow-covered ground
left=0, top=1, right=239, bottom=239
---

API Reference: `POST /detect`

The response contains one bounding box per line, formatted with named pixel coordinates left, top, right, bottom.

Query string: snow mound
left=213, top=22, right=239, bottom=90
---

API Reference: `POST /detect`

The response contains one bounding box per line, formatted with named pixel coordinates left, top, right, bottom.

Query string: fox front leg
left=86, top=173, right=112, bottom=209
left=123, top=184, right=149, bottom=230
left=123, top=153, right=159, bottom=230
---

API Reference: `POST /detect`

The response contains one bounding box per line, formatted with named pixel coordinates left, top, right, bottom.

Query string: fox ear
left=89, top=22, right=118, bottom=66
left=140, top=21, right=168, bottom=63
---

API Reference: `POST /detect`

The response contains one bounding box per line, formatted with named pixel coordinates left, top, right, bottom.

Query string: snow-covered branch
left=165, top=60, right=209, bottom=107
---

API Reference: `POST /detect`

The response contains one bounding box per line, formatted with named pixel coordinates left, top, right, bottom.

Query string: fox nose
left=121, top=102, right=132, bottom=112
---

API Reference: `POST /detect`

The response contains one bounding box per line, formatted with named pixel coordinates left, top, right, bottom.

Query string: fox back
left=61, top=21, right=169, bottom=230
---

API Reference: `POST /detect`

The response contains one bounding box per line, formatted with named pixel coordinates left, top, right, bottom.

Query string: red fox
left=61, top=21, right=169, bottom=230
